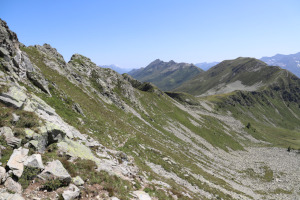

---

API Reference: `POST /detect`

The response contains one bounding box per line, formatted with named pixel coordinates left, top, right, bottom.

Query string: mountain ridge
left=260, top=52, right=300, bottom=77
left=174, top=57, right=299, bottom=97
left=128, top=59, right=203, bottom=91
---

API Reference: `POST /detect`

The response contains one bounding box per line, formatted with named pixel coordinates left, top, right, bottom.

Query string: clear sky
left=1, top=0, right=300, bottom=69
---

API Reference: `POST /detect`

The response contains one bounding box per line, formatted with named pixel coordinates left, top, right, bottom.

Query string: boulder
left=33, top=123, right=66, bottom=153
left=62, top=184, right=80, bottom=200
left=0, top=126, right=21, bottom=147
left=72, top=176, right=84, bottom=186
left=7, top=147, right=29, bottom=177
left=39, top=160, right=71, bottom=184
left=0, top=166, right=7, bottom=184
left=12, top=113, right=20, bottom=123
left=27, top=71, right=50, bottom=94
left=24, top=154, right=44, bottom=169
left=57, top=138, right=98, bottom=161
left=132, top=191, right=152, bottom=200
left=0, top=191, right=24, bottom=200
left=24, top=128, right=35, bottom=139
left=4, top=177, right=22, bottom=194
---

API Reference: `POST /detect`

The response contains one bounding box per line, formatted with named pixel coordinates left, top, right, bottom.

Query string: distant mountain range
left=99, top=64, right=133, bottom=74
left=260, top=52, right=300, bottom=77
left=128, top=59, right=203, bottom=91
left=194, top=62, right=219, bottom=71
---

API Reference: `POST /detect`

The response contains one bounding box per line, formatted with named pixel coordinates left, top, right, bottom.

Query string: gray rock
left=29, top=140, right=38, bottom=149
left=39, top=160, right=71, bottom=184
left=24, top=128, right=36, bottom=139
left=62, top=184, right=80, bottom=200
left=12, top=113, right=20, bottom=123
left=7, top=147, right=29, bottom=177
left=24, top=154, right=44, bottom=169
left=4, top=177, right=22, bottom=194
left=0, top=191, right=24, bottom=200
left=72, top=103, right=85, bottom=117
left=27, top=71, right=50, bottom=94
left=0, top=47, right=9, bottom=58
left=0, top=166, right=7, bottom=184
left=72, top=176, right=84, bottom=186
left=111, top=197, right=120, bottom=200
left=0, top=127, right=21, bottom=147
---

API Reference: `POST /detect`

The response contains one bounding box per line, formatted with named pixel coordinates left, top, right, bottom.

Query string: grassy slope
left=202, top=89, right=300, bottom=149
left=22, top=46, right=300, bottom=199
left=174, top=57, right=291, bottom=96
left=22, top=46, right=250, bottom=199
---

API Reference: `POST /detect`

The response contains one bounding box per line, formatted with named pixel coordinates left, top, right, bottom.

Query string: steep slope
left=261, top=52, right=300, bottom=78
left=128, top=59, right=203, bottom=91
left=174, top=57, right=298, bottom=96
left=1, top=18, right=300, bottom=200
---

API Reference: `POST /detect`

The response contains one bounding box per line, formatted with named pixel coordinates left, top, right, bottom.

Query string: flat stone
left=7, top=147, right=29, bottom=177
left=57, top=138, right=97, bottom=161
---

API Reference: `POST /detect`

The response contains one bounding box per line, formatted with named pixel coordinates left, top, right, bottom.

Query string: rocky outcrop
left=39, top=160, right=71, bottom=184
left=0, top=126, right=21, bottom=147
left=0, top=86, right=27, bottom=108
left=0, top=19, right=49, bottom=93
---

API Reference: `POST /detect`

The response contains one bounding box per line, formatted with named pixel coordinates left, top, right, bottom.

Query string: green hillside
left=174, top=57, right=298, bottom=97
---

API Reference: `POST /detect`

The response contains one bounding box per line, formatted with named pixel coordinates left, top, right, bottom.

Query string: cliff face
left=0, top=18, right=300, bottom=200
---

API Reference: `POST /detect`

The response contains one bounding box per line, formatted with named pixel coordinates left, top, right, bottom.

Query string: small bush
left=42, top=179, right=63, bottom=191
left=19, top=167, right=41, bottom=189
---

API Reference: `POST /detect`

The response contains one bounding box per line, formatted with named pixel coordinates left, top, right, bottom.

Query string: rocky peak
left=0, top=19, right=19, bottom=56
left=34, top=43, right=66, bottom=65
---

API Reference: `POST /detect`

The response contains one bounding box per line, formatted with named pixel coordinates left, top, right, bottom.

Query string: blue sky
left=1, top=0, right=300, bottom=69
